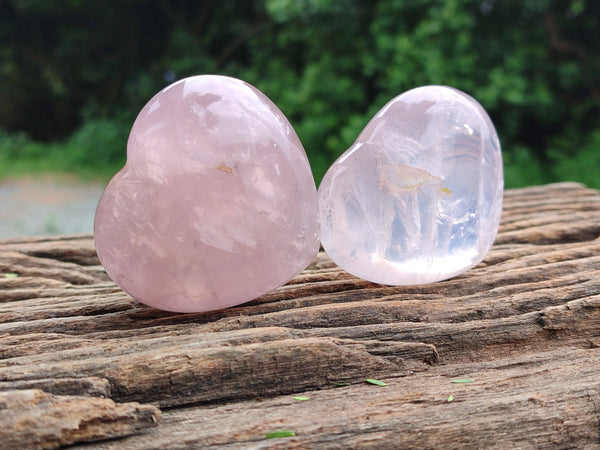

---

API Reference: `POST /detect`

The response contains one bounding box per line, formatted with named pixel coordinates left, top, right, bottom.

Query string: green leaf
left=447, top=395, right=454, bottom=402
left=450, top=378, right=474, bottom=384
left=265, top=430, right=296, bottom=439
left=292, top=396, right=310, bottom=401
left=3, top=273, right=18, bottom=278
left=366, top=378, right=387, bottom=386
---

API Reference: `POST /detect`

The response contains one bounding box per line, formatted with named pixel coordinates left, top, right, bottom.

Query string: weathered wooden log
left=0, top=389, right=159, bottom=450
left=0, top=182, right=599, bottom=448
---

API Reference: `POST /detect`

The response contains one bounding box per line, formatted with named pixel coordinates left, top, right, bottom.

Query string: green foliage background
left=0, top=0, right=598, bottom=188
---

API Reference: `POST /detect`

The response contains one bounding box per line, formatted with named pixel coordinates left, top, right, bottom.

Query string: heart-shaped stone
left=318, top=86, right=503, bottom=285
left=94, top=75, right=320, bottom=312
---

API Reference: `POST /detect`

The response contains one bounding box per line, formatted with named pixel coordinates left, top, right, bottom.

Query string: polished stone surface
left=95, top=75, right=320, bottom=312
left=318, top=86, right=503, bottom=285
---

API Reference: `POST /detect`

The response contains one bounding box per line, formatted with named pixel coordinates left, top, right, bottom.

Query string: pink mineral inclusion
left=318, top=86, right=504, bottom=285
left=94, top=75, right=320, bottom=312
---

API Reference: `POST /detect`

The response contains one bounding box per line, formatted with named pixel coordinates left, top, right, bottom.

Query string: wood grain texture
left=1, top=182, right=599, bottom=449
left=0, top=389, right=160, bottom=450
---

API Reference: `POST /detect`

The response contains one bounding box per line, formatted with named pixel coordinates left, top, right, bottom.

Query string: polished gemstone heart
left=94, top=75, right=320, bottom=312
left=318, top=86, right=503, bottom=285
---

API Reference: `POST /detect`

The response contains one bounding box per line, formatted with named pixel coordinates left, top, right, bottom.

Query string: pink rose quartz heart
left=318, top=86, right=503, bottom=285
left=94, top=75, right=320, bottom=312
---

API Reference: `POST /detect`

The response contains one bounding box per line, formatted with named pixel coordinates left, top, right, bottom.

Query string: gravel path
left=0, top=177, right=106, bottom=239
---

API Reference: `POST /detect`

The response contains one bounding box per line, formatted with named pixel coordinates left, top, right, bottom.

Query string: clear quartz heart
left=318, top=86, right=503, bottom=285
left=94, top=75, right=320, bottom=312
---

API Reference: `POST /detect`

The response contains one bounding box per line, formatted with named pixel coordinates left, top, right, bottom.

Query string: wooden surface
left=1, top=182, right=600, bottom=449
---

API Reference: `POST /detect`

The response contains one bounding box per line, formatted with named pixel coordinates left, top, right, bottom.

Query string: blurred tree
left=0, top=0, right=598, bottom=187
left=0, top=0, right=174, bottom=139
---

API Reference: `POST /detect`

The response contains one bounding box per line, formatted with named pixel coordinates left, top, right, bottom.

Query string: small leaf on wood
left=447, top=395, right=454, bottom=402
left=265, top=430, right=296, bottom=439
left=3, top=273, right=18, bottom=278
left=366, top=378, right=387, bottom=386
left=450, top=379, right=474, bottom=383
left=292, top=396, right=310, bottom=401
